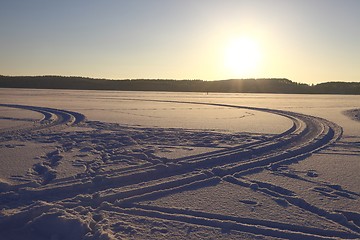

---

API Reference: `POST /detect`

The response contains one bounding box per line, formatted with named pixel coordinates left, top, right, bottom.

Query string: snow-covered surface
left=344, top=109, right=360, bottom=122
left=0, top=88, right=359, bottom=240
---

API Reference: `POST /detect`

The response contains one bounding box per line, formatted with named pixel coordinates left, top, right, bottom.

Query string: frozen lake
left=0, top=88, right=359, bottom=240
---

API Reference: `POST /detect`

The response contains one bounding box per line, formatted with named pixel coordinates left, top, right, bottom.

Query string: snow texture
left=0, top=89, right=359, bottom=240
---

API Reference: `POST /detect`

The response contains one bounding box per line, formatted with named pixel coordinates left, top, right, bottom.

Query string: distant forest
left=0, top=75, right=359, bottom=94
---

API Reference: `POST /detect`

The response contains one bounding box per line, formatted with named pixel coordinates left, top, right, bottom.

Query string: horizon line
left=1, top=74, right=358, bottom=85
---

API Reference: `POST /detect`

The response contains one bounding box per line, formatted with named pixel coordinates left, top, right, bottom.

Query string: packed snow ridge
left=0, top=96, right=359, bottom=240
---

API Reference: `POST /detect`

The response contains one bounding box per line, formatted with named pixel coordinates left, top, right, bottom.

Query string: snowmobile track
left=2, top=100, right=357, bottom=240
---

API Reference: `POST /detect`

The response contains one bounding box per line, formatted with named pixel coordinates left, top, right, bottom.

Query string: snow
left=0, top=88, right=359, bottom=240
left=344, top=109, right=360, bottom=122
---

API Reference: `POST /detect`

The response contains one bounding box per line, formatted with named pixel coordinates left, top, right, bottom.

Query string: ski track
left=1, top=100, right=359, bottom=240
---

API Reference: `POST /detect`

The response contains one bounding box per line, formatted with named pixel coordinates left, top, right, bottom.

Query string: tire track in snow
left=0, top=104, right=85, bottom=136
left=106, top=100, right=353, bottom=239
left=1, top=100, right=354, bottom=240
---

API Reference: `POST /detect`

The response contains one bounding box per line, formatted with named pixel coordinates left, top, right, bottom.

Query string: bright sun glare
left=224, top=37, right=261, bottom=77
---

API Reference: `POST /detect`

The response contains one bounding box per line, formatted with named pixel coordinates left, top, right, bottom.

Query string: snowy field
left=0, top=88, right=359, bottom=240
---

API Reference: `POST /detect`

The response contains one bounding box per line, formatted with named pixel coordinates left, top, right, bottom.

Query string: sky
left=0, top=0, right=359, bottom=84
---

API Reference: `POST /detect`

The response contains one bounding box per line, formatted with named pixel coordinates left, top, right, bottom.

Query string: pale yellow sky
left=0, top=1, right=359, bottom=84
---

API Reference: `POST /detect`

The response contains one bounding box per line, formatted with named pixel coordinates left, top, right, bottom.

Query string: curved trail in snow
left=0, top=104, right=86, bottom=136
left=1, top=101, right=358, bottom=239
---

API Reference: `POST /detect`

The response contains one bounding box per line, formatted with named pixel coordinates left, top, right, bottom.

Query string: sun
left=224, top=37, right=261, bottom=77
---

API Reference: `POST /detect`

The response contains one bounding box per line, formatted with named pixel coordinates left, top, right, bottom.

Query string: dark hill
left=310, top=81, right=360, bottom=95
left=0, top=75, right=359, bottom=94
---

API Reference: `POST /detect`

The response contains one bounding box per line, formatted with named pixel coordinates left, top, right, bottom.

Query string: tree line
left=0, top=75, right=359, bottom=94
